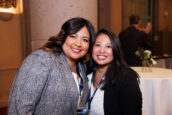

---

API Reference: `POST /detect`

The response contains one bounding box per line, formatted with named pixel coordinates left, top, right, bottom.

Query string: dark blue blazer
left=104, top=67, right=142, bottom=115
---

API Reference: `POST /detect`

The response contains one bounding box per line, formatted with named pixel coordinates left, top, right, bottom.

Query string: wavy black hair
left=42, top=17, right=95, bottom=60
left=88, top=28, right=139, bottom=89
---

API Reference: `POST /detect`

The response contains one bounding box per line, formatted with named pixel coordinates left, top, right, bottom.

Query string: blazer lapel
left=53, top=53, right=79, bottom=112
left=78, top=63, right=89, bottom=107
left=53, top=53, right=89, bottom=107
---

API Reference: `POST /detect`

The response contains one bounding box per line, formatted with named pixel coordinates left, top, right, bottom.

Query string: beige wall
left=30, top=0, right=98, bottom=51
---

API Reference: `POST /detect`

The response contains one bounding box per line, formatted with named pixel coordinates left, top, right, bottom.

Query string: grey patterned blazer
left=8, top=49, right=89, bottom=115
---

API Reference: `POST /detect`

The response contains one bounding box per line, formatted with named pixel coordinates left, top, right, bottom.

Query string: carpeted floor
left=0, top=107, right=7, bottom=115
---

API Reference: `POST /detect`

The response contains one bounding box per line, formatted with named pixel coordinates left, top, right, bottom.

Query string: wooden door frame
left=20, top=0, right=32, bottom=59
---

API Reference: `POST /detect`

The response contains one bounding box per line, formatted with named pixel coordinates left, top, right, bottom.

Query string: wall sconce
left=0, top=12, right=13, bottom=21
left=0, top=0, right=22, bottom=21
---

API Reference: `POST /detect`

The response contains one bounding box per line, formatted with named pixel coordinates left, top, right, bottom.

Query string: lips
left=72, top=48, right=81, bottom=53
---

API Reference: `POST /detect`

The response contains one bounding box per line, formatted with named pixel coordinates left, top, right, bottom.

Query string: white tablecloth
left=132, top=67, right=172, bottom=115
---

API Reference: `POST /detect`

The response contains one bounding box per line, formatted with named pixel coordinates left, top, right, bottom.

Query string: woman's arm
left=120, top=70, right=142, bottom=115
left=8, top=50, right=51, bottom=115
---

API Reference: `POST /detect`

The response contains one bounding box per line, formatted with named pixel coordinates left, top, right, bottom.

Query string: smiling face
left=62, top=26, right=90, bottom=64
left=92, top=33, right=114, bottom=67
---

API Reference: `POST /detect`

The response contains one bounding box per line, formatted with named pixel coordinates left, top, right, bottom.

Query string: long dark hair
left=89, top=29, right=137, bottom=89
left=42, top=17, right=95, bottom=59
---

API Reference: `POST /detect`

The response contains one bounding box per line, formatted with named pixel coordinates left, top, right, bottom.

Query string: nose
left=75, top=37, right=82, bottom=47
left=99, top=46, right=105, bottom=53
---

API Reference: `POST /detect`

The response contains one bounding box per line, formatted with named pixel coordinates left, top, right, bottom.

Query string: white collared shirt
left=72, top=72, right=82, bottom=106
left=72, top=72, right=80, bottom=93
left=87, top=73, right=105, bottom=115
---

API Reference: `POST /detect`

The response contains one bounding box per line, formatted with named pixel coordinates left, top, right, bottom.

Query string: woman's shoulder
left=110, top=66, right=140, bottom=89
left=29, top=49, right=51, bottom=58
left=27, top=49, right=60, bottom=62
left=21, top=49, right=54, bottom=67
left=120, top=66, right=137, bottom=74
left=119, top=66, right=139, bottom=80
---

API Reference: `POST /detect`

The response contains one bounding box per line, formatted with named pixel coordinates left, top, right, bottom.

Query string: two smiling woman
left=8, top=17, right=142, bottom=115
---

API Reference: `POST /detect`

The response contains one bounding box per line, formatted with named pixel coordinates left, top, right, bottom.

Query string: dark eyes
left=69, top=35, right=89, bottom=42
left=83, top=38, right=89, bottom=42
left=69, top=35, right=76, bottom=38
left=106, top=45, right=112, bottom=48
left=95, top=43, right=101, bottom=47
left=94, top=43, right=112, bottom=48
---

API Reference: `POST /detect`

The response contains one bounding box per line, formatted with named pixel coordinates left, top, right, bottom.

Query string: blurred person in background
left=119, top=14, right=152, bottom=66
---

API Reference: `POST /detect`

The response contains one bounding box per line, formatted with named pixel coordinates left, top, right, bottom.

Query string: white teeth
left=72, top=48, right=80, bottom=52
left=98, top=56, right=106, bottom=59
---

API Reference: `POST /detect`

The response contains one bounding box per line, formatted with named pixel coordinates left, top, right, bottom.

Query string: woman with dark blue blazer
left=87, top=29, right=142, bottom=115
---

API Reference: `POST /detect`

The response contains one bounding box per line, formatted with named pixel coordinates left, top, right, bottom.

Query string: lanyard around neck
left=87, top=69, right=105, bottom=110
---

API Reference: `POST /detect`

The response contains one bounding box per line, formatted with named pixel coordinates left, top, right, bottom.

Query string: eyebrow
left=74, top=33, right=89, bottom=39
left=95, top=41, right=112, bottom=44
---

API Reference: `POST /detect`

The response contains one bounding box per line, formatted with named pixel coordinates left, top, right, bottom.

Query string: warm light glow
left=0, top=0, right=23, bottom=14
left=0, top=7, right=15, bottom=13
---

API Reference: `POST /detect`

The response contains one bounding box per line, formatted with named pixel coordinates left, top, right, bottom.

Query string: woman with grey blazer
left=8, top=17, right=95, bottom=115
